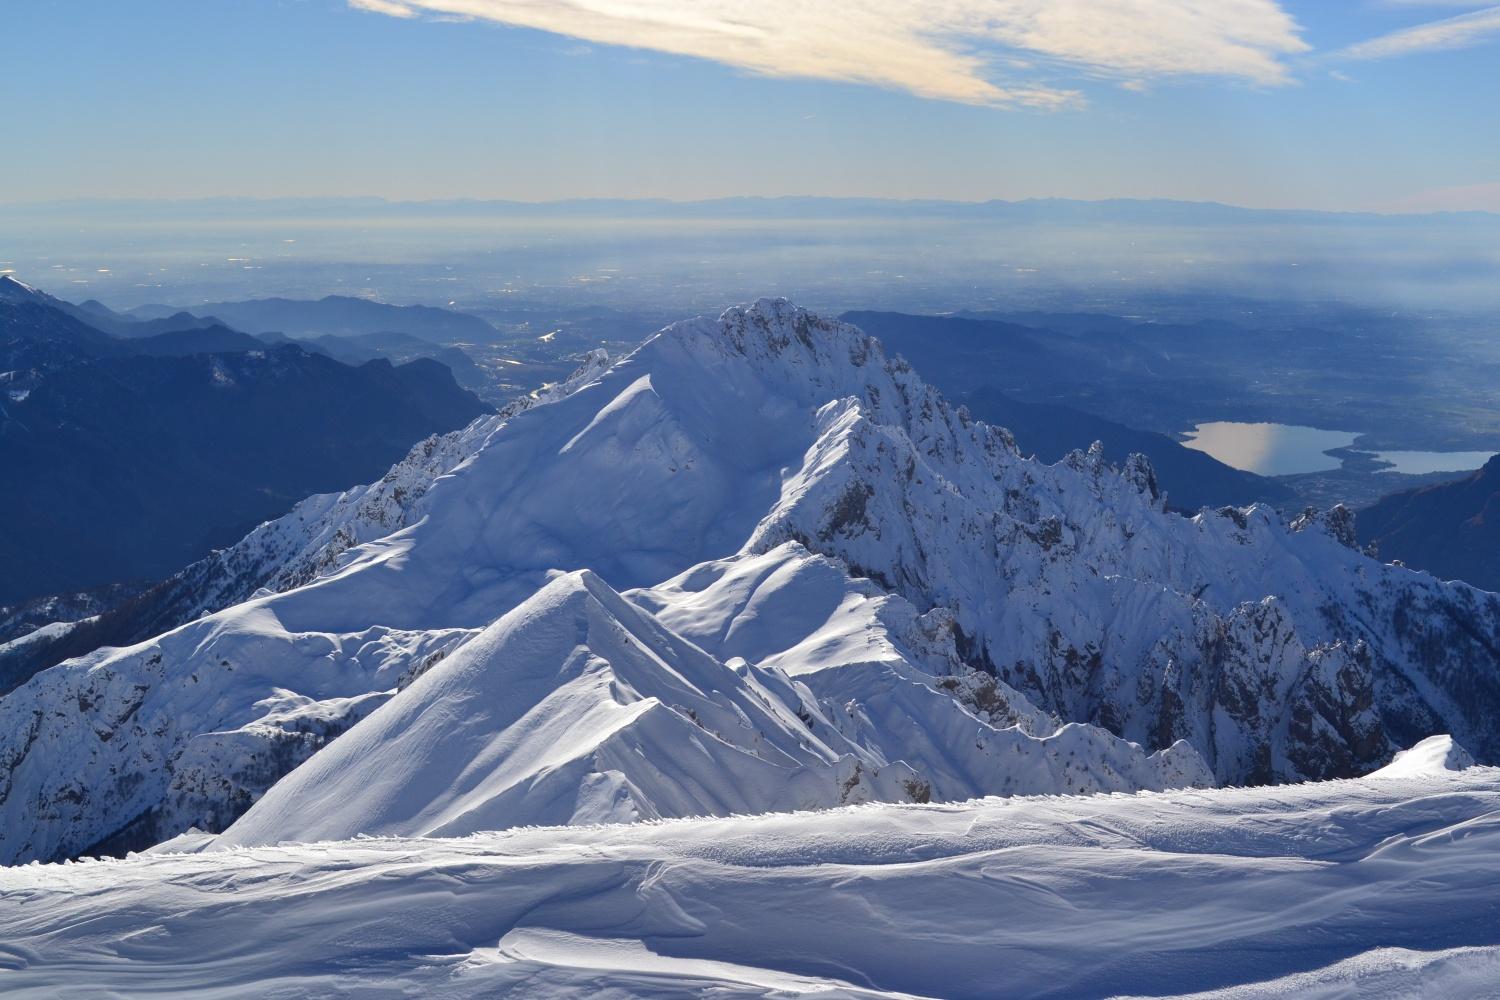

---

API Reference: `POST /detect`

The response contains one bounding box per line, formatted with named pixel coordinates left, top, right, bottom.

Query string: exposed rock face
left=1291, top=504, right=1360, bottom=550
left=707, top=304, right=1499, bottom=785
left=0, top=300, right=1496, bottom=864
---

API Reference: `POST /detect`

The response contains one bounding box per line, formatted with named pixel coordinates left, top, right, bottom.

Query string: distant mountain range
left=289, top=330, right=497, bottom=400
left=0, top=276, right=491, bottom=608
left=7, top=195, right=1497, bottom=224
left=1359, top=455, right=1500, bottom=592
left=126, top=294, right=498, bottom=341
left=75, top=292, right=508, bottom=399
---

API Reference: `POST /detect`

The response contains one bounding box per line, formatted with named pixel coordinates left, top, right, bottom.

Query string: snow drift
left=3, top=753, right=1495, bottom=998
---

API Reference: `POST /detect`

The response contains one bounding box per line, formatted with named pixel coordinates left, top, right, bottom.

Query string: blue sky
left=8, top=0, right=1500, bottom=210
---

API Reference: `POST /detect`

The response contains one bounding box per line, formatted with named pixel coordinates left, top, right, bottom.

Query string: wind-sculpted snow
left=1369, top=733, right=1475, bottom=778
left=3, top=755, right=1497, bottom=998
left=1, top=298, right=1498, bottom=864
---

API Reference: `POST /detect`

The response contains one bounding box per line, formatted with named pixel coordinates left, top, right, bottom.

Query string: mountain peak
left=0, top=274, right=42, bottom=302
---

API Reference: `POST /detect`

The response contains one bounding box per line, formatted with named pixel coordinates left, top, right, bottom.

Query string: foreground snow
left=2, top=748, right=1495, bottom=998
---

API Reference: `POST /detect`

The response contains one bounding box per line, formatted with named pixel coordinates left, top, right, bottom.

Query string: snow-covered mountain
left=218, top=566, right=1205, bottom=848
left=1, top=299, right=1497, bottom=865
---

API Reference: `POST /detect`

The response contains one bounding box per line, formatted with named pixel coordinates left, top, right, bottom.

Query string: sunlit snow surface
left=2, top=749, right=1497, bottom=999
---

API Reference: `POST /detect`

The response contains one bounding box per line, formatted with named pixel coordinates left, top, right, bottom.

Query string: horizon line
left=2, top=193, right=1496, bottom=221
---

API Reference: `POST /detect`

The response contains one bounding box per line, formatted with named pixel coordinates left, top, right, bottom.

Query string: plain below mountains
left=1359, top=454, right=1500, bottom=592
left=0, top=276, right=491, bottom=607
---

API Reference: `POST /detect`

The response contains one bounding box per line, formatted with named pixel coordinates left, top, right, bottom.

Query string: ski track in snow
left=3, top=761, right=1499, bottom=998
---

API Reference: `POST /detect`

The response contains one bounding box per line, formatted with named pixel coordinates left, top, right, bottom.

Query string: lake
left=1180, top=422, right=1358, bottom=476
left=1181, top=422, right=1496, bottom=478
left=1371, top=450, right=1495, bottom=475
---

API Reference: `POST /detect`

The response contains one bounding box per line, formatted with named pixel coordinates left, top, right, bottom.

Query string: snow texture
left=2, top=757, right=1496, bottom=998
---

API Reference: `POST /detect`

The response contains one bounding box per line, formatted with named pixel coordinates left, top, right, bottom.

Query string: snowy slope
left=1368, top=733, right=1475, bottom=778
left=219, top=569, right=923, bottom=843
left=218, top=568, right=1203, bottom=848
left=2, top=299, right=1499, bottom=864
left=0, top=594, right=475, bottom=864
left=152, top=348, right=616, bottom=621
left=2, top=748, right=1495, bottom=999
left=0, top=349, right=615, bottom=662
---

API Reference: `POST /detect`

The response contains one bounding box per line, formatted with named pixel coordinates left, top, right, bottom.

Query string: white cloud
left=1341, top=4, right=1500, bottom=59
left=348, top=0, right=1309, bottom=108
left=354, top=0, right=420, bottom=17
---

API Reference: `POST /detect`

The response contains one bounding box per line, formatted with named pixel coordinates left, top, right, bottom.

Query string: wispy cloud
left=348, top=0, right=1310, bottom=108
left=1342, top=4, right=1500, bottom=59
left=355, top=0, right=420, bottom=17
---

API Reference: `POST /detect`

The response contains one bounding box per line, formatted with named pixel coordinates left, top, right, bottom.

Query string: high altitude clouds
left=348, top=0, right=1310, bottom=106
left=1341, top=4, right=1500, bottom=59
